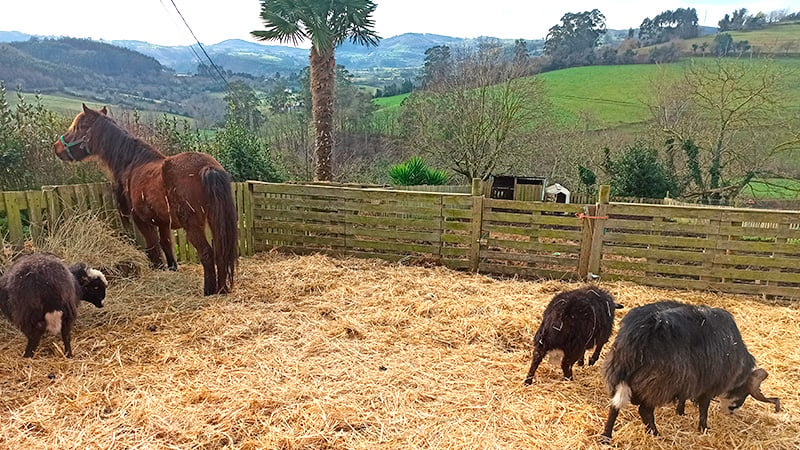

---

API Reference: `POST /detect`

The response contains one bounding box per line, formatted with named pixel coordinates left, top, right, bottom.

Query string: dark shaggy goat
left=601, top=301, right=781, bottom=441
left=524, top=286, right=622, bottom=383
left=0, top=253, right=107, bottom=357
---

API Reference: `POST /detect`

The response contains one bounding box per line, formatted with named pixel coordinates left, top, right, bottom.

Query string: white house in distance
left=545, top=183, right=571, bottom=203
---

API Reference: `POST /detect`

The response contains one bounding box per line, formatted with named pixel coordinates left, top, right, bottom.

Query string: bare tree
left=399, top=46, right=550, bottom=182
left=648, top=58, right=800, bottom=203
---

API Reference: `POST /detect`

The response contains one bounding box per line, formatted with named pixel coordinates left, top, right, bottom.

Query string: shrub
left=607, top=142, right=678, bottom=198
left=389, top=157, right=449, bottom=186
left=213, top=114, right=283, bottom=183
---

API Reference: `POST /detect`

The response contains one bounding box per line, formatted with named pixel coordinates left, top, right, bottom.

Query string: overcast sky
left=1, top=1, right=798, bottom=46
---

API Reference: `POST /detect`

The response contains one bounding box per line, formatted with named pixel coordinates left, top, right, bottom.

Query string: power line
left=160, top=0, right=230, bottom=88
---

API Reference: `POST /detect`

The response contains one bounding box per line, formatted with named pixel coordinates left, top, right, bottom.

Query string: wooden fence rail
left=1, top=182, right=253, bottom=263
left=4, top=181, right=800, bottom=299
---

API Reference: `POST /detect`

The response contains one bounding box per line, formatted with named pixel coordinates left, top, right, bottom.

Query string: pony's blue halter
left=59, top=135, right=90, bottom=161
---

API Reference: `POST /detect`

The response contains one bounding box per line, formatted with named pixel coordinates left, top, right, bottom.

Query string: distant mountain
left=113, top=34, right=492, bottom=75
left=0, top=31, right=543, bottom=76
left=0, top=38, right=200, bottom=114
left=0, top=31, right=31, bottom=42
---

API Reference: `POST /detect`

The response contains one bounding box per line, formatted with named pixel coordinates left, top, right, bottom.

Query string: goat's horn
left=749, top=368, right=781, bottom=412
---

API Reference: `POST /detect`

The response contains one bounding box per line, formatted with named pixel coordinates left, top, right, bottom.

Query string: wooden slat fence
left=598, top=202, right=800, bottom=298
left=1, top=182, right=253, bottom=263
left=477, top=198, right=587, bottom=280
left=6, top=181, right=800, bottom=299
left=250, top=182, right=474, bottom=269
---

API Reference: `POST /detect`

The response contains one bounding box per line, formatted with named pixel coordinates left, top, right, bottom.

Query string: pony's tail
left=201, top=167, right=238, bottom=294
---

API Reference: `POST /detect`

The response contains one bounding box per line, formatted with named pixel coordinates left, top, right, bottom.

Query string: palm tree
left=252, top=0, right=380, bottom=181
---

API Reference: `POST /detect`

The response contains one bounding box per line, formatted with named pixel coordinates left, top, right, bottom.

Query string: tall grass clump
left=36, top=211, right=149, bottom=280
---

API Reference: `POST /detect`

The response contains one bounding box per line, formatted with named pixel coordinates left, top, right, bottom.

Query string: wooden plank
left=347, top=238, right=439, bottom=254
left=603, top=232, right=714, bottom=249
left=577, top=205, right=595, bottom=279
left=707, top=282, right=800, bottom=299
left=243, top=182, right=254, bottom=256
left=441, top=247, right=471, bottom=257
left=441, top=234, right=471, bottom=245
left=589, top=203, right=609, bottom=276
left=603, top=260, right=705, bottom=277
left=483, top=224, right=583, bottom=241
left=345, top=250, right=436, bottom=263
left=175, top=229, right=188, bottom=261
left=2, top=192, right=25, bottom=248
left=257, top=196, right=442, bottom=216
left=484, top=238, right=580, bottom=254
left=343, top=214, right=440, bottom=229
left=469, top=196, right=483, bottom=272
left=721, top=211, right=800, bottom=224
left=608, top=203, right=724, bottom=220
left=716, top=239, right=800, bottom=254
left=442, top=196, right=474, bottom=208
left=718, top=225, right=800, bottom=239
left=606, top=218, right=712, bottom=234
left=602, top=273, right=711, bottom=291
left=262, top=245, right=345, bottom=259
left=603, top=259, right=800, bottom=284
left=25, top=191, right=44, bottom=244
left=252, top=208, right=346, bottom=224
left=74, top=184, right=89, bottom=213
left=442, top=259, right=471, bottom=270
left=604, top=246, right=708, bottom=263
left=714, top=253, right=800, bottom=269
left=442, top=208, right=473, bottom=220
left=255, top=232, right=345, bottom=248
left=481, top=250, right=579, bottom=268
left=483, top=198, right=584, bottom=213
left=346, top=225, right=441, bottom=242
left=251, top=182, right=451, bottom=202
left=477, top=262, right=579, bottom=281
left=234, top=183, right=245, bottom=257
left=443, top=221, right=471, bottom=232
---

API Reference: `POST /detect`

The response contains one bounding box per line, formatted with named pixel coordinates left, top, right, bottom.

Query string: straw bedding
left=0, top=252, right=797, bottom=449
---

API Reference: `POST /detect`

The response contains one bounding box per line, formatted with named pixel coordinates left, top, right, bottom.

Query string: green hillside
left=642, top=21, right=800, bottom=56
left=374, top=57, right=800, bottom=130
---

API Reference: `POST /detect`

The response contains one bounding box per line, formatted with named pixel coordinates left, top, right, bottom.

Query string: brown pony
left=54, top=104, right=237, bottom=295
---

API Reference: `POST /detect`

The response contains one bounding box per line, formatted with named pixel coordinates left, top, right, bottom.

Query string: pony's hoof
left=168, top=265, right=178, bottom=272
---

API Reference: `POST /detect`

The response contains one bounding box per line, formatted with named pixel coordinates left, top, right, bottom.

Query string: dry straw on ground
left=0, top=251, right=798, bottom=449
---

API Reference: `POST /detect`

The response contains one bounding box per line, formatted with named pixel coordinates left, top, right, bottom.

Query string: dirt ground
left=0, top=252, right=797, bottom=449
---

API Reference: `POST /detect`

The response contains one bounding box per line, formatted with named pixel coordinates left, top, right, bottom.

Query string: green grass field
left=662, top=22, right=800, bottom=56
left=373, top=56, right=800, bottom=131
left=373, top=94, right=407, bottom=110
left=6, top=92, right=100, bottom=116
left=742, top=178, right=800, bottom=199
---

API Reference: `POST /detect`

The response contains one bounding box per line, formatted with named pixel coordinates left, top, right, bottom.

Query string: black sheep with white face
left=0, top=253, right=107, bottom=358
left=601, top=301, right=781, bottom=441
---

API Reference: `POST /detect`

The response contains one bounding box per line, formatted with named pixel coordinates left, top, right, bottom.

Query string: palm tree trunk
left=310, top=46, right=336, bottom=181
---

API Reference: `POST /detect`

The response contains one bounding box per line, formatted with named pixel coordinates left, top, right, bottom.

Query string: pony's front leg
left=158, top=225, right=178, bottom=271
left=133, top=217, right=165, bottom=269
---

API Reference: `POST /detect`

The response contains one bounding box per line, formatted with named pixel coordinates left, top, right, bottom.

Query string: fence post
left=471, top=178, right=482, bottom=196
left=577, top=203, right=596, bottom=279
left=587, top=185, right=610, bottom=278
left=469, top=178, right=484, bottom=272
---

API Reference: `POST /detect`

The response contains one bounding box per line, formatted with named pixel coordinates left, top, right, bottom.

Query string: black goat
left=0, top=253, right=107, bottom=357
left=601, top=301, right=781, bottom=441
left=524, top=286, right=622, bottom=383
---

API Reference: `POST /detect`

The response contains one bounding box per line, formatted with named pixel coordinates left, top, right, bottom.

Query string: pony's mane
left=90, top=113, right=165, bottom=178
